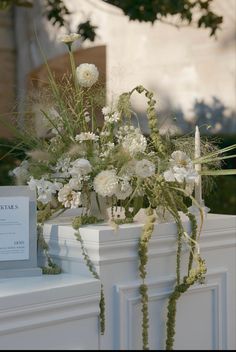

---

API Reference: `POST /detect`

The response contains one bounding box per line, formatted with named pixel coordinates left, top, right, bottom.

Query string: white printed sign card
left=0, top=186, right=42, bottom=278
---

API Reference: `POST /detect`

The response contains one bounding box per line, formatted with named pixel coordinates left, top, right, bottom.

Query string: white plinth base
left=0, top=274, right=100, bottom=350
left=43, top=213, right=236, bottom=350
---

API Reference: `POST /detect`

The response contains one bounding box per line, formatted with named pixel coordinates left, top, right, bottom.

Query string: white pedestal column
left=43, top=213, right=236, bottom=350
left=0, top=274, right=100, bottom=350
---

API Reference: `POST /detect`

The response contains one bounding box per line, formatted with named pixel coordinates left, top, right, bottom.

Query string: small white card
left=0, top=197, right=29, bottom=261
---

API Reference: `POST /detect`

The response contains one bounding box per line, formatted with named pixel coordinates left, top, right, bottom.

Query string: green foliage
left=74, top=227, right=105, bottom=335
left=77, top=20, right=98, bottom=42
left=37, top=224, right=62, bottom=275
left=104, top=0, right=223, bottom=36
left=138, top=207, right=156, bottom=350
left=44, top=0, right=69, bottom=27
left=1, top=0, right=223, bottom=38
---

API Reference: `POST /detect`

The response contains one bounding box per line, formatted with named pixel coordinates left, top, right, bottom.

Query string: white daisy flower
left=61, top=33, right=81, bottom=44
left=75, top=132, right=99, bottom=142
left=102, top=106, right=111, bottom=115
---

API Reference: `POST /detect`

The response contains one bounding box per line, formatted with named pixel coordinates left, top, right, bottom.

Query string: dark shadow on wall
left=174, top=96, right=236, bottom=135
left=131, top=95, right=236, bottom=137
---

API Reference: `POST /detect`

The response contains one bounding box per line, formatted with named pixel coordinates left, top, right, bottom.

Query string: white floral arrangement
left=8, top=33, right=236, bottom=350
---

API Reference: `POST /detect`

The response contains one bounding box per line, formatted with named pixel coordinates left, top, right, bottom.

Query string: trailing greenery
left=37, top=224, right=62, bottom=275
left=138, top=207, right=156, bottom=350
left=72, top=215, right=105, bottom=335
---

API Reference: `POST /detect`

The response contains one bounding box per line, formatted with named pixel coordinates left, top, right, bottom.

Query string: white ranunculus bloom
left=76, top=63, right=99, bottom=88
left=135, top=159, right=155, bottom=178
left=58, top=184, right=82, bottom=208
left=69, top=158, right=92, bottom=176
left=93, top=170, right=119, bottom=197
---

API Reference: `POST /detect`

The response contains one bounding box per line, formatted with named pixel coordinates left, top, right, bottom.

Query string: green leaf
left=200, top=169, right=236, bottom=176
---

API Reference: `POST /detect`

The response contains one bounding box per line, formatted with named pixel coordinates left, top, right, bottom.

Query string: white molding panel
left=42, top=213, right=236, bottom=350
left=115, top=270, right=228, bottom=350
left=0, top=275, right=100, bottom=350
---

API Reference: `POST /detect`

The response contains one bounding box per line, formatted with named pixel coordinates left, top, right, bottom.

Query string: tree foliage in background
left=0, top=0, right=223, bottom=40
left=104, top=0, right=223, bottom=36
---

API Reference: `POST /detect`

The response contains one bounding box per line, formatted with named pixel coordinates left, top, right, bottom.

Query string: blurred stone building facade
left=0, top=0, right=235, bottom=137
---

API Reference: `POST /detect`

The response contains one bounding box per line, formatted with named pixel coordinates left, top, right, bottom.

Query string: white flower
left=163, top=150, right=198, bottom=184
left=10, top=160, right=29, bottom=180
left=135, top=159, right=155, bottom=178
left=122, top=129, right=147, bottom=156
left=172, top=167, right=188, bottom=183
left=116, top=125, right=135, bottom=141
left=28, top=177, right=62, bottom=204
left=37, top=189, right=53, bottom=205
left=58, top=184, right=82, bottom=208
left=112, top=112, right=120, bottom=122
left=27, top=176, right=38, bottom=191
left=93, top=170, right=119, bottom=197
left=54, top=157, right=71, bottom=173
left=75, top=132, right=99, bottom=143
left=68, top=177, right=82, bottom=191
left=100, top=131, right=110, bottom=137
left=184, top=168, right=198, bottom=183
left=76, top=63, right=99, bottom=88
left=50, top=181, right=63, bottom=193
left=170, top=151, right=192, bottom=169
left=69, top=158, right=92, bottom=177
left=104, top=112, right=120, bottom=123
left=115, top=178, right=133, bottom=200
left=164, top=166, right=198, bottom=184
left=102, top=106, right=111, bottom=115
left=61, top=33, right=81, bottom=44
left=163, top=170, right=175, bottom=182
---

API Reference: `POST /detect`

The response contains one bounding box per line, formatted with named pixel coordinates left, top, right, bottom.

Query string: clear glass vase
left=86, top=191, right=109, bottom=220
